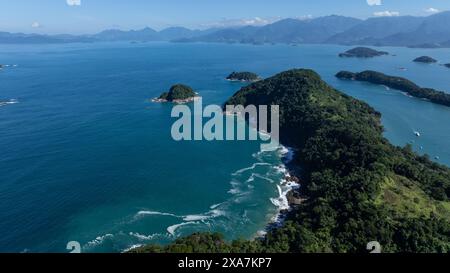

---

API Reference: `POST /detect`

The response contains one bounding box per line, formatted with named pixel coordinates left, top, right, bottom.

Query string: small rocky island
left=336, top=70, right=450, bottom=107
left=413, top=56, right=437, bottom=63
left=152, top=84, right=200, bottom=103
left=444, top=64, right=450, bottom=68
left=226, top=72, right=261, bottom=82
left=339, top=47, right=389, bottom=58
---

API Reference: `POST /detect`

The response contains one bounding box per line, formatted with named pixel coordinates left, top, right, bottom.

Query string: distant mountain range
left=1, top=11, right=450, bottom=48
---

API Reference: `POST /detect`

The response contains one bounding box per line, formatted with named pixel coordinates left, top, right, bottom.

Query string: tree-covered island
left=152, top=84, right=200, bottom=103
left=226, top=72, right=262, bottom=82
left=336, top=70, right=450, bottom=107
left=413, top=56, right=437, bottom=63
left=338, top=47, right=389, bottom=58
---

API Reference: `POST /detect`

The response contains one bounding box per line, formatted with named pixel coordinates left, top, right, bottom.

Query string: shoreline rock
left=151, top=96, right=200, bottom=104
left=264, top=148, right=306, bottom=234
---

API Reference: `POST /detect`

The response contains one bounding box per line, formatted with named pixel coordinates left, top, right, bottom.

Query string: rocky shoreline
left=264, top=148, right=306, bottom=233
left=151, top=96, right=200, bottom=104
left=226, top=78, right=261, bottom=83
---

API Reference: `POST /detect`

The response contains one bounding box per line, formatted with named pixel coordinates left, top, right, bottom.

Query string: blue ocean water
left=0, top=42, right=449, bottom=252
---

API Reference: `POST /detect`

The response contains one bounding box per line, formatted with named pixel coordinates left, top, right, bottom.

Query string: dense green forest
left=336, top=70, right=450, bottom=107
left=158, top=84, right=197, bottom=101
left=134, top=69, right=450, bottom=253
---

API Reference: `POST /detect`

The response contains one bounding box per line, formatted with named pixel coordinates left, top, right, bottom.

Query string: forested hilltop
left=133, top=69, right=450, bottom=253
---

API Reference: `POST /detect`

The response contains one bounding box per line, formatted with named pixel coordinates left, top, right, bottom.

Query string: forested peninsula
left=133, top=69, right=450, bottom=253
left=336, top=70, right=450, bottom=107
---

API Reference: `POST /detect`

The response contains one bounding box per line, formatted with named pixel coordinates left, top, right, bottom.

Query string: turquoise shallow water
left=0, top=42, right=449, bottom=252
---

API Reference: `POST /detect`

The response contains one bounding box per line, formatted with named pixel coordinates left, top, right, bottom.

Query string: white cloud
left=241, top=17, right=270, bottom=25
left=295, top=15, right=314, bottom=21
left=367, top=0, right=382, bottom=6
left=373, top=11, right=400, bottom=17
left=31, top=22, right=41, bottom=28
left=66, top=0, right=81, bottom=6
left=425, top=8, right=439, bottom=13
left=201, top=17, right=281, bottom=28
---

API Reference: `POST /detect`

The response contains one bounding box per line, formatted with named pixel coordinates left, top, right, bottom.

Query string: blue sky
left=0, top=0, right=449, bottom=34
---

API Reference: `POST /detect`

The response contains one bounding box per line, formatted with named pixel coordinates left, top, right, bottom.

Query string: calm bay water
left=0, top=42, right=449, bottom=252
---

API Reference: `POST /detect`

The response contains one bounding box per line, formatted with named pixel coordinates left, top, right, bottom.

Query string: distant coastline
left=2, top=11, right=450, bottom=49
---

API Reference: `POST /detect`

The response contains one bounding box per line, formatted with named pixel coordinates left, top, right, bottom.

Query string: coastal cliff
left=133, top=69, right=450, bottom=253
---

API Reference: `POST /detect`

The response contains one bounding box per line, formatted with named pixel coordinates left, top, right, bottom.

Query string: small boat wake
left=0, top=99, right=19, bottom=107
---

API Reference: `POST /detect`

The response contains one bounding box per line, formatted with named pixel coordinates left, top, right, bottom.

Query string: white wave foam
left=279, top=146, right=295, bottom=163
left=136, top=208, right=225, bottom=232
left=167, top=222, right=199, bottom=236
left=136, top=210, right=180, bottom=218
left=182, top=209, right=225, bottom=222
left=121, top=244, right=143, bottom=253
left=228, top=188, right=241, bottom=194
left=209, top=209, right=226, bottom=218
left=270, top=179, right=301, bottom=216
left=246, top=174, right=256, bottom=183
left=183, top=214, right=210, bottom=221
left=274, top=164, right=288, bottom=174
left=129, top=232, right=161, bottom=241
left=209, top=203, right=222, bottom=209
left=252, top=173, right=275, bottom=183
left=232, top=163, right=271, bottom=176
left=256, top=230, right=267, bottom=237
left=87, top=233, right=114, bottom=247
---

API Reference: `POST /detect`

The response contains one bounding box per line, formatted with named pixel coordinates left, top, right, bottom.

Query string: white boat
left=414, top=131, right=421, bottom=137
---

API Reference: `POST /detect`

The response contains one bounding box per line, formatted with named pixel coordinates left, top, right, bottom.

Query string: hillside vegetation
left=336, top=70, right=450, bottom=107
left=134, top=69, right=450, bottom=253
